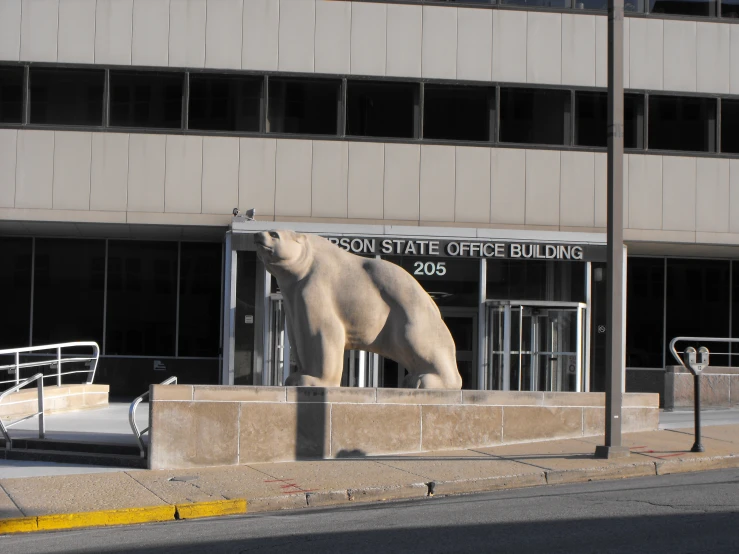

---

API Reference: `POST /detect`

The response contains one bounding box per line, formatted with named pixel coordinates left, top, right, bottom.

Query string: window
left=0, top=66, right=23, bottom=123
left=721, top=99, right=739, bottom=153
left=648, top=95, right=716, bottom=152
left=33, top=239, right=105, bottom=347
left=501, top=0, right=569, bottom=8
left=499, top=88, right=570, bottom=146
left=178, top=243, right=222, bottom=357
left=110, top=71, right=183, bottom=129
left=267, top=78, right=340, bottom=135
left=423, top=85, right=494, bottom=142
left=29, top=68, right=104, bottom=126
left=0, top=238, right=31, bottom=349
left=574, top=92, right=644, bottom=149
left=723, top=0, right=739, bottom=17
left=650, top=0, right=716, bottom=17
left=106, top=241, right=178, bottom=356
left=189, top=74, right=262, bottom=132
left=626, top=258, right=665, bottom=368
left=487, top=260, right=585, bottom=302
left=346, top=81, right=418, bottom=139
left=235, top=251, right=257, bottom=385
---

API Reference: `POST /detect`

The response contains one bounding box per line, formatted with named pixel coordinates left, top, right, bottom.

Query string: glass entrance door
left=487, top=300, right=587, bottom=392
left=440, top=309, right=478, bottom=390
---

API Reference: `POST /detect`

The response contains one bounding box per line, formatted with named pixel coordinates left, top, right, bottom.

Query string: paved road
left=4, top=468, right=739, bottom=553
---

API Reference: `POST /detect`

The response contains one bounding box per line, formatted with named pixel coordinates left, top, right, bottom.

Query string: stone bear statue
left=254, top=230, right=462, bottom=390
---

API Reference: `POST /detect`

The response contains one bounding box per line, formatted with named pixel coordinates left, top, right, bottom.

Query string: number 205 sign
left=413, top=261, right=447, bottom=276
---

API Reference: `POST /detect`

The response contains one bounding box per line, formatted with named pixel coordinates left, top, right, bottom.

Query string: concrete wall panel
left=663, top=20, right=696, bottom=92
left=422, top=5, right=457, bottom=80
left=455, top=147, right=490, bottom=224
left=202, top=136, right=239, bottom=215
left=629, top=154, right=662, bottom=230
left=0, top=130, right=18, bottom=208
left=20, top=0, right=58, bottom=62
left=57, top=0, right=95, bottom=64
left=490, top=148, right=525, bottom=225
left=315, top=0, right=350, bottom=74
left=52, top=131, right=91, bottom=210
left=348, top=141, right=384, bottom=219
left=492, top=10, right=526, bottom=83
left=95, top=0, right=133, bottom=65
left=242, top=0, right=279, bottom=71
left=386, top=4, right=422, bottom=78
left=350, top=1, right=386, bottom=76
left=662, top=156, right=696, bottom=231
left=696, top=157, right=729, bottom=233
left=127, top=134, right=165, bottom=213
left=527, top=12, right=561, bottom=85
left=90, top=133, right=128, bottom=212
left=131, top=0, right=169, bottom=67
left=630, top=18, right=663, bottom=90
left=311, top=140, right=348, bottom=219
left=205, top=0, right=243, bottom=69
left=275, top=139, right=312, bottom=217
left=0, top=0, right=21, bottom=61
left=384, top=143, right=420, bottom=221
left=239, top=137, right=276, bottom=217
left=278, top=0, right=315, bottom=73
left=169, top=0, right=206, bottom=68
left=560, top=151, right=595, bottom=228
left=697, top=22, right=730, bottom=94
left=15, top=130, right=54, bottom=210
left=420, top=144, right=455, bottom=222
left=165, top=135, right=202, bottom=214
left=457, top=8, right=492, bottom=82
left=525, top=149, right=560, bottom=226
left=562, top=14, right=595, bottom=86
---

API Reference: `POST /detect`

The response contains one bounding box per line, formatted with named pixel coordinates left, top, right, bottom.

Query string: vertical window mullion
left=175, top=241, right=181, bottom=358
left=417, top=82, right=424, bottom=140
left=644, top=93, right=649, bottom=151
left=569, top=89, right=575, bottom=146
left=103, top=239, right=108, bottom=356
left=495, top=85, right=501, bottom=143
left=183, top=71, right=190, bottom=130
left=103, top=69, right=110, bottom=128
left=488, top=87, right=496, bottom=144
left=22, top=65, right=29, bottom=125
left=716, top=97, right=721, bottom=153
left=29, top=237, right=35, bottom=346
left=263, top=75, right=269, bottom=133
left=339, top=78, right=347, bottom=137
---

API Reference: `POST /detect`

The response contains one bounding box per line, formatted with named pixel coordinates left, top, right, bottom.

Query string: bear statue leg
left=289, top=321, right=345, bottom=387
left=397, top=323, right=462, bottom=390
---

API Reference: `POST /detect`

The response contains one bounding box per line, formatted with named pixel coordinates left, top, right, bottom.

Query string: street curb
left=0, top=499, right=248, bottom=535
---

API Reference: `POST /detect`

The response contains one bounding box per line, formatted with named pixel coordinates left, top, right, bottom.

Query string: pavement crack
left=123, top=470, right=171, bottom=506
left=0, top=480, right=26, bottom=516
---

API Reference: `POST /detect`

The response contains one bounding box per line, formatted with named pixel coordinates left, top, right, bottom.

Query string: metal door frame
left=486, top=300, right=587, bottom=392
left=440, top=307, right=479, bottom=390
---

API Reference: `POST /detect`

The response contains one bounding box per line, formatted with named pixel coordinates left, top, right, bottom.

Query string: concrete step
left=0, top=439, right=147, bottom=468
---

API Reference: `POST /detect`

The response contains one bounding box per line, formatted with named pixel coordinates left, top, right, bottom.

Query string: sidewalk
left=2, top=422, right=739, bottom=534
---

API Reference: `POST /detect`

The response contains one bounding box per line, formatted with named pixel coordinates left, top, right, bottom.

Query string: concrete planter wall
left=0, top=384, right=108, bottom=419
left=148, top=386, right=659, bottom=470
left=664, top=366, right=739, bottom=410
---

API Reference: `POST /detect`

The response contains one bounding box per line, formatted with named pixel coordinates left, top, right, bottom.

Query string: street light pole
left=595, top=0, right=630, bottom=459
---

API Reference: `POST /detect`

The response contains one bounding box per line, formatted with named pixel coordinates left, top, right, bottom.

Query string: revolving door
left=487, top=300, right=588, bottom=392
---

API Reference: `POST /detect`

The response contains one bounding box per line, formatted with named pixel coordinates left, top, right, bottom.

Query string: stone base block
left=0, top=384, right=108, bottom=419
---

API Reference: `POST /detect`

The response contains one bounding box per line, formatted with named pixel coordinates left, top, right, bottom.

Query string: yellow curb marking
left=0, top=499, right=248, bottom=535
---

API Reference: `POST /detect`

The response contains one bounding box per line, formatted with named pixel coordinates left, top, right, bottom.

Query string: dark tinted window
left=346, top=81, right=417, bottom=139
left=106, top=241, right=178, bottom=356
left=0, top=66, right=23, bottom=123
left=575, top=92, right=644, bottom=149
left=650, top=0, right=716, bottom=16
left=501, top=0, right=569, bottom=7
left=721, top=99, right=739, bottom=153
left=723, top=0, right=739, bottom=17
left=30, top=68, right=104, bottom=126
left=499, top=88, right=570, bottom=146
left=666, top=259, right=730, bottom=367
left=626, top=258, right=665, bottom=368
left=110, top=71, right=183, bottom=129
left=178, top=243, right=221, bottom=357
left=732, top=260, right=739, bottom=366
left=235, top=251, right=257, bottom=385
left=267, top=78, right=339, bottom=135
left=649, top=95, right=716, bottom=152
left=189, top=74, right=262, bottom=132
left=423, top=85, right=494, bottom=142
left=33, top=239, right=105, bottom=346
left=0, top=238, right=31, bottom=349
left=487, top=260, right=585, bottom=302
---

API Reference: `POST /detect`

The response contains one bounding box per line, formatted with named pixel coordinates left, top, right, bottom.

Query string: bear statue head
left=253, top=230, right=309, bottom=277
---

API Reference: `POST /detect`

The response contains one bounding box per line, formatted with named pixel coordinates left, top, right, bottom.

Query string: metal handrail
left=668, top=336, right=739, bottom=369
left=129, top=376, right=178, bottom=458
left=0, top=373, right=45, bottom=450
left=0, top=342, right=100, bottom=390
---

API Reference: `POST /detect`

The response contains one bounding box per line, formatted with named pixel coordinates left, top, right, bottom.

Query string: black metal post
left=692, top=373, right=704, bottom=452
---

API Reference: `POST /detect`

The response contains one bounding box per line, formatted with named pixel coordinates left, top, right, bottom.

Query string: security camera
left=232, top=208, right=240, bottom=216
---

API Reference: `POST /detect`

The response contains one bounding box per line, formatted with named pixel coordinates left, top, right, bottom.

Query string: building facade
left=1, top=0, right=738, bottom=397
